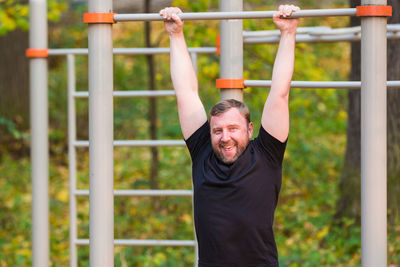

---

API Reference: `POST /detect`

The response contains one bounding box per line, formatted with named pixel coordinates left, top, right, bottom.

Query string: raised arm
left=160, top=7, right=207, bottom=140
left=261, top=5, right=299, bottom=142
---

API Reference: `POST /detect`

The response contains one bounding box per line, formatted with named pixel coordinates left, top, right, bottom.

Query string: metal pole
left=219, top=0, right=243, bottom=101
left=75, top=189, right=193, bottom=196
left=67, top=54, right=78, bottom=267
left=190, top=52, right=198, bottom=75
left=73, top=90, right=176, bottom=98
left=74, top=140, right=185, bottom=147
left=75, top=239, right=197, bottom=246
left=47, top=47, right=217, bottom=56
left=88, top=0, right=114, bottom=265
left=360, top=1, right=387, bottom=267
left=29, top=0, right=49, bottom=265
left=114, top=8, right=357, bottom=22
left=244, top=80, right=400, bottom=88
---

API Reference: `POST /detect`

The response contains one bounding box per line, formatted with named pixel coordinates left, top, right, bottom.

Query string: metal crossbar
left=73, top=90, right=176, bottom=98
left=244, top=80, right=400, bottom=88
left=244, top=24, right=400, bottom=43
left=48, top=47, right=216, bottom=55
left=114, top=8, right=357, bottom=22
left=74, top=189, right=193, bottom=196
left=73, top=140, right=186, bottom=147
left=75, top=239, right=196, bottom=246
left=243, top=24, right=400, bottom=38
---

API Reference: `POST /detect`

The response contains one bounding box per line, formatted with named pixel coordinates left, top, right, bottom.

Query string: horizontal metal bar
left=245, top=35, right=355, bottom=44
left=245, top=32, right=400, bottom=44
left=244, top=24, right=400, bottom=43
left=74, top=189, right=193, bottom=196
left=243, top=26, right=331, bottom=37
left=73, top=90, right=176, bottom=98
left=114, top=8, right=356, bottom=22
left=48, top=47, right=216, bottom=56
left=244, top=80, right=400, bottom=89
left=48, top=48, right=89, bottom=55
left=308, top=26, right=361, bottom=36
left=388, top=24, right=400, bottom=32
left=111, top=47, right=216, bottom=54
left=73, top=140, right=186, bottom=147
left=75, top=239, right=196, bottom=246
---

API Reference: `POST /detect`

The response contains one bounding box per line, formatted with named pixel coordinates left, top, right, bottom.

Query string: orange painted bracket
left=83, top=13, right=116, bottom=24
left=216, top=79, right=246, bottom=89
left=216, top=34, right=221, bottom=55
left=26, top=48, right=48, bottom=58
left=356, top=6, right=392, bottom=17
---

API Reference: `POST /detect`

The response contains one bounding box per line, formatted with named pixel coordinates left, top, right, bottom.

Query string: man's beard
left=212, top=139, right=249, bottom=165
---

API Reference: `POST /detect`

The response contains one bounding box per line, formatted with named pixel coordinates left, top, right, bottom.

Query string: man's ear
left=248, top=122, right=254, bottom=138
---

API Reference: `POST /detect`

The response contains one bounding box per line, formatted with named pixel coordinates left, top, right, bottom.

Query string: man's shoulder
left=185, top=121, right=211, bottom=160
left=251, top=125, right=287, bottom=168
left=185, top=121, right=209, bottom=142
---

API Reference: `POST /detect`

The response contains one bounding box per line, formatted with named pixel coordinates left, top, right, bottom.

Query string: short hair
left=210, top=99, right=251, bottom=124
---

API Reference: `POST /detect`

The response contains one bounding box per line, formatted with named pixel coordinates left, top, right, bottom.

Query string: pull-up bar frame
left=113, top=8, right=357, bottom=22
left=28, top=0, right=390, bottom=266
left=88, top=3, right=388, bottom=267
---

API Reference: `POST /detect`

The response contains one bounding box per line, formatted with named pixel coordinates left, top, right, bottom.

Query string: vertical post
left=191, top=51, right=199, bottom=267
left=68, top=54, right=78, bottom=267
left=219, top=0, right=243, bottom=101
left=360, top=1, right=387, bottom=267
left=190, top=52, right=198, bottom=76
left=29, top=0, right=49, bottom=266
left=87, top=0, right=114, bottom=266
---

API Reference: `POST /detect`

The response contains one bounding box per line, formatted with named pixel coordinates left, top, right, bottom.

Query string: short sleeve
left=254, top=126, right=287, bottom=168
left=185, top=121, right=210, bottom=161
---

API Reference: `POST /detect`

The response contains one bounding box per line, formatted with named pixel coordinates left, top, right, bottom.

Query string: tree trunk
left=386, top=0, right=400, bottom=225
left=0, top=29, right=30, bottom=157
left=145, top=0, right=159, bottom=191
left=335, top=0, right=400, bottom=225
left=0, top=29, right=29, bottom=129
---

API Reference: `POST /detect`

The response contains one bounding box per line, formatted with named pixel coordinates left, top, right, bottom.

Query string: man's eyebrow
left=211, top=123, right=240, bottom=130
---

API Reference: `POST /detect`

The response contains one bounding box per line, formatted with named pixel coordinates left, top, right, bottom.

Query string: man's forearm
left=169, top=33, right=198, bottom=97
left=270, top=31, right=296, bottom=98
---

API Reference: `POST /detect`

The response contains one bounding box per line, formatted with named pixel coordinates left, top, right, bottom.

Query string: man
left=160, top=4, right=299, bottom=266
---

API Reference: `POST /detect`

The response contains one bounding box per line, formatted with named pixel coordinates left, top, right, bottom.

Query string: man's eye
left=229, top=127, right=237, bottom=131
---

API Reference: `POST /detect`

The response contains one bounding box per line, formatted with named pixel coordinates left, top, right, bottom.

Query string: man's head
left=209, top=99, right=254, bottom=164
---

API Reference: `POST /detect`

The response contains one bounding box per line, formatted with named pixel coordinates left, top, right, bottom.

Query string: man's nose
left=221, top=130, right=231, bottom=142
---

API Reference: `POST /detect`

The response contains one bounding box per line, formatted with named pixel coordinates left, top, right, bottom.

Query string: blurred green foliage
left=0, top=0, right=399, bottom=266
left=0, top=0, right=67, bottom=35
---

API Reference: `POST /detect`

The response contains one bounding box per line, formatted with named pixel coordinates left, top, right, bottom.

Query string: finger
left=162, top=8, right=169, bottom=19
left=171, top=13, right=182, bottom=23
left=289, top=5, right=300, bottom=13
left=284, top=6, right=292, bottom=16
left=159, top=9, right=166, bottom=17
left=279, top=5, right=287, bottom=16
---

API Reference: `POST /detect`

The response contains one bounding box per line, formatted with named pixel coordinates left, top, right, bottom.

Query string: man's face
left=210, top=107, right=254, bottom=164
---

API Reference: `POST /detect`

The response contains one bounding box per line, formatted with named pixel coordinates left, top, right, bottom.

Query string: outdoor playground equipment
left=27, top=0, right=396, bottom=266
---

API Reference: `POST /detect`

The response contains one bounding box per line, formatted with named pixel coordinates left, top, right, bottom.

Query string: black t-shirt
left=185, top=121, right=287, bottom=267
